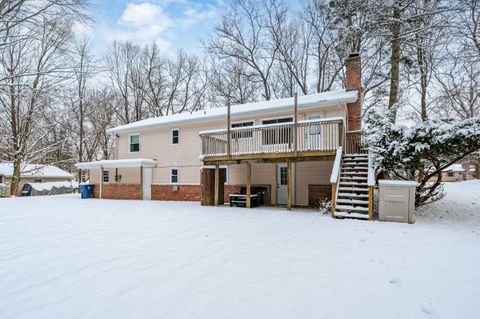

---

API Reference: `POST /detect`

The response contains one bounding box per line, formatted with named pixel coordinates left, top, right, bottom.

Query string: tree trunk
left=10, top=158, right=22, bottom=196
left=388, top=2, right=401, bottom=122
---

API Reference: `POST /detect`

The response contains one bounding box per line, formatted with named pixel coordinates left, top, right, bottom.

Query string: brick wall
left=308, top=184, right=331, bottom=208
left=345, top=54, right=362, bottom=131
left=92, top=183, right=142, bottom=200
left=151, top=184, right=201, bottom=201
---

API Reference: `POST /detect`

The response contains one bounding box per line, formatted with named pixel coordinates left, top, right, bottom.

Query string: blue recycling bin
left=80, top=184, right=94, bottom=199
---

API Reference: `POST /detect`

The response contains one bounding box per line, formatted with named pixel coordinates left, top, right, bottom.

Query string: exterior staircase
left=331, top=152, right=373, bottom=220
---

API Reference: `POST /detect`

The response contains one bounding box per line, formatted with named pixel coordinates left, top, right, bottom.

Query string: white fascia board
left=106, top=91, right=357, bottom=135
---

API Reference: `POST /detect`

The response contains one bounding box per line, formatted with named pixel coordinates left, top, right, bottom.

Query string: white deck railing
left=200, top=118, right=344, bottom=158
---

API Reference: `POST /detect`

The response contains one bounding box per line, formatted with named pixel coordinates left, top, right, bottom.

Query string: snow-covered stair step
left=342, top=166, right=368, bottom=171
left=344, top=153, right=368, bottom=156
left=338, top=187, right=369, bottom=192
left=342, top=163, right=368, bottom=168
left=334, top=211, right=370, bottom=219
left=335, top=205, right=369, bottom=212
left=343, top=157, right=368, bottom=161
left=337, top=192, right=369, bottom=198
left=336, top=198, right=369, bottom=205
left=339, top=181, right=368, bottom=186
left=342, top=173, right=368, bottom=176
left=341, top=176, right=367, bottom=181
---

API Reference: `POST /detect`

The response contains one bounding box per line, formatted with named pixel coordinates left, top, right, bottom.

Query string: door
left=277, top=163, right=294, bottom=205
left=142, top=167, right=152, bottom=200
left=306, top=113, right=323, bottom=150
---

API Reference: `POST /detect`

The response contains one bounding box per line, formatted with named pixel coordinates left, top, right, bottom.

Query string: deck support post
left=227, top=99, right=231, bottom=158
left=287, top=160, right=292, bottom=211
left=246, top=162, right=251, bottom=208
left=214, top=165, right=219, bottom=206
left=293, top=93, right=298, bottom=156
left=368, top=186, right=374, bottom=220
left=331, top=183, right=336, bottom=218
left=99, top=165, right=103, bottom=199
left=140, top=166, right=144, bottom=200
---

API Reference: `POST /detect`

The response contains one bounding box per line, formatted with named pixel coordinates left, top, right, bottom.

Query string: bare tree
left=0, top=14, right=75, bottom=195
left=206, top=0, right=278, bottom=101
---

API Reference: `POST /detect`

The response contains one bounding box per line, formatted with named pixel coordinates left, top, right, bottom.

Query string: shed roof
left=0, top=162, right=73, bottom=179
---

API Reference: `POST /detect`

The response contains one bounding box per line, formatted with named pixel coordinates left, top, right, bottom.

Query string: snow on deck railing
left=199, top=117, right=344, bottom=135
left=200, top=117, right=344, bottom=158
left=367, top=150, right=375, bottom=186
left=330, top=147, right=343, bottom=183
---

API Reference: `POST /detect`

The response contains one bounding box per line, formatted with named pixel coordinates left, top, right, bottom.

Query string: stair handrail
left=367, top=150, right=375, bottom=220
left=330, top=147, right=343, bottom=216
left=330, top=147, right=343, bottom=184
left=367, top=150, right=375, bottom=187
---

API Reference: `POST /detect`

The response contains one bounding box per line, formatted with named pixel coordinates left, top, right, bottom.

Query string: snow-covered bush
left=365, top=106, right=480, bottom=206
left=0, top=183, right=7, bottom=197
left=318, top=198, right=332, bottom=215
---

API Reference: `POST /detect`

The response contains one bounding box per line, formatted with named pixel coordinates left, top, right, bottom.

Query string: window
left=34, top=178, right=42, bottom=183
left=103, top=169, right=109, bottom=183
left=129, top=134, right=140, bottom=152
left=172, top=129, right=179, bottom=144
left=231, top=121, right=254, bottom=139
left=170, top=169, right=178, bottom=184
left=222, top=167, right=228, bottom=184
left=262, top=117, right=293, bottom=145
left=447, top=172, right=454, bottom=177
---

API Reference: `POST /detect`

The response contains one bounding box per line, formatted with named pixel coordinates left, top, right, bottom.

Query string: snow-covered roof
left=75, top=158, right=157, bottom=169
left=0, top=162, right=73, bottom=179
left=443, top=164, right=465, bottom=172
left=107, top=90, right=357, bottom=135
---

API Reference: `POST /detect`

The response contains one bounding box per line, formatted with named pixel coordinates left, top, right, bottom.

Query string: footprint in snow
left=389, top=278, right=402, bottom=286
left=421, top=306, right=432, bottom=315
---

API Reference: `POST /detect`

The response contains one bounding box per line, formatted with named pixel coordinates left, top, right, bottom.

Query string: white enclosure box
left=378, top=180, right=417, bottom=224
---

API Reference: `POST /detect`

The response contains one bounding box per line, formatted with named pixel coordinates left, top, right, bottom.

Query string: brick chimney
left=345, top=53, right=362, bottom=131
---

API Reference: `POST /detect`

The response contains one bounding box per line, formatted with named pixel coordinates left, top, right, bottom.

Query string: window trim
left=261, top=117, right=294, bottom=145
left=231, top=120, right=255, bottom=139
left=103, top=169, right=110, bottom=183
left=171, top=128, right=180, bottom=145
left=170, top=168, right=178, bottom=184
left=128, top=133, right=140, bottom=153
left=261, top=116, right=294, bottom=125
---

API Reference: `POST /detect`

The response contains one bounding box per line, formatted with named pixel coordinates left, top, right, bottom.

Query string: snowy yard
left=1, top=182, right=480, bottom=319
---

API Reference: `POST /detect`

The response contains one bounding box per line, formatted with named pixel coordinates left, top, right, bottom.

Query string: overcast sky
left=80, top=0, right=225, bottom=55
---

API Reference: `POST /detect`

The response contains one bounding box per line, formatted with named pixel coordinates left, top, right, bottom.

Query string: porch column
left=214, top=164, right=219, bottom=206
left=287, top=161, right=292, bottom=210
left=246, top=162, right=251, bottom=208
left=99, top=165, right=103, bottom=199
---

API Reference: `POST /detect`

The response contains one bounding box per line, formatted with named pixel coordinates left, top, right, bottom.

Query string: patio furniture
left=229, top=187, right=266, bottom=208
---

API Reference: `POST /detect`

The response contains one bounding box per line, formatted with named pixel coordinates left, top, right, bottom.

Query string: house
left=75, top=54, right=375, bottom=219
left=0, top=162, right=74, bottom=196
left=441, top=164, right=467, bottom=182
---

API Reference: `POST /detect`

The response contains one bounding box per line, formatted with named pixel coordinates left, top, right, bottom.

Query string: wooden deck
left=200, top=118, right=344, bottom=164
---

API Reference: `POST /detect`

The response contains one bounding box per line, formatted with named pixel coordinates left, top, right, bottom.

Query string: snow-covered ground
left=1, top=181, right=479, bottom=319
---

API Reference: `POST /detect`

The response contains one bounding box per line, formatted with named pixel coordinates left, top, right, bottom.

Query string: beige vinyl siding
left=113, top=104, right=346, bottom=191
left=295, top=161, right=334, bottom=206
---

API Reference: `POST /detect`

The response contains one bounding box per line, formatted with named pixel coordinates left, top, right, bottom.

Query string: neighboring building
left=0, top=162, right=74, bottom=196
left=441, top=164, right=467, bottom=182
left=76, top=54, right=374, bottom=218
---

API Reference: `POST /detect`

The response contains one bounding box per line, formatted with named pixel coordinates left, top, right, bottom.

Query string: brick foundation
left=92, top=183, right=142, bottom=200
left=151, top=184, right=201, bottom=201
left=308, top=184, right=331, bottom=208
